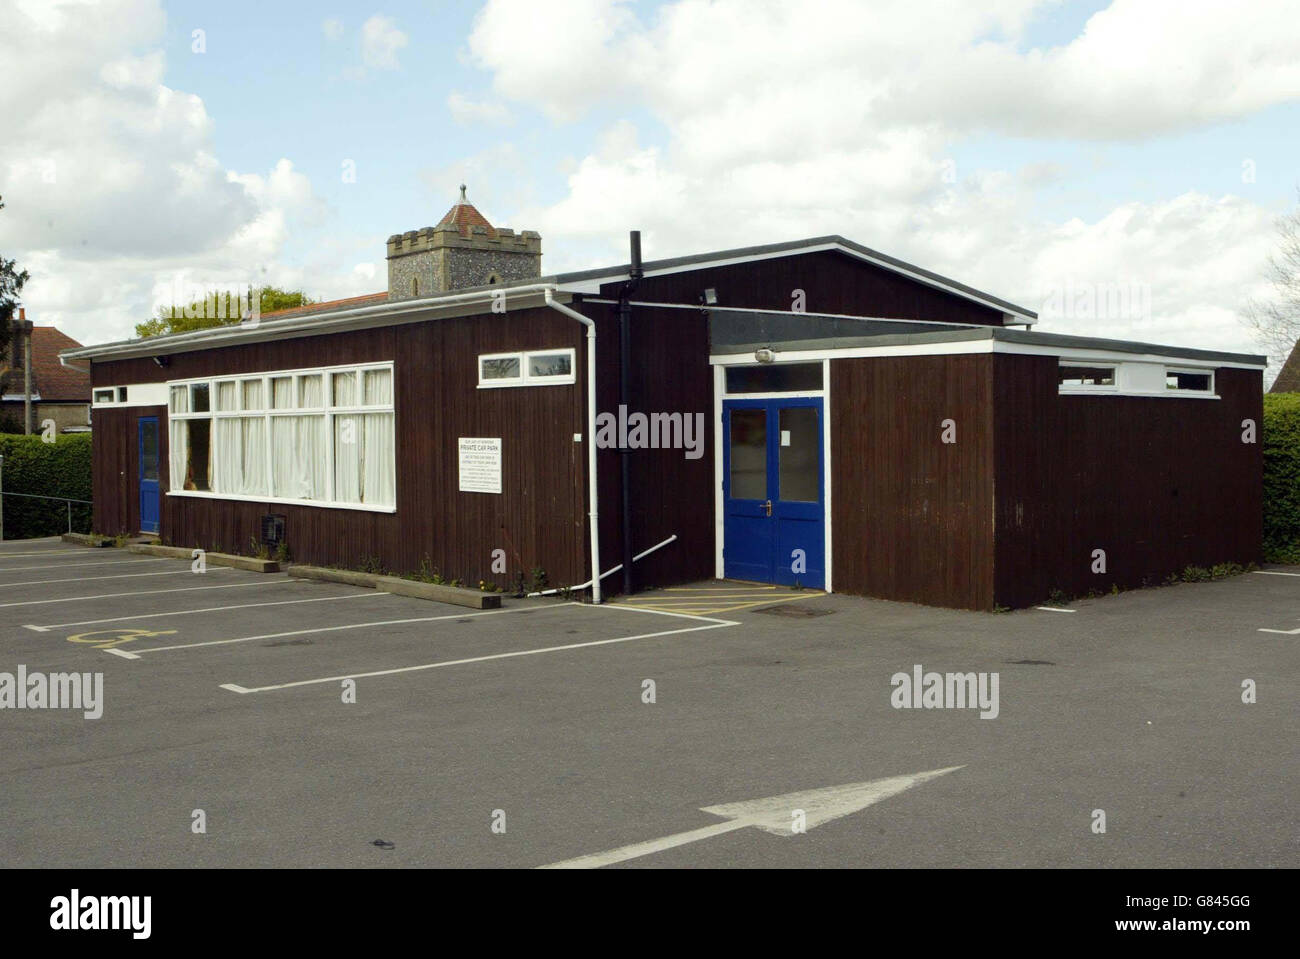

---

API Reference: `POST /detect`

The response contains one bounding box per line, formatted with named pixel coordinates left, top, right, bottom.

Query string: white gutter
left=59, top=282, right=577, bottom=363
left=544, top=289, right=602, bottom=605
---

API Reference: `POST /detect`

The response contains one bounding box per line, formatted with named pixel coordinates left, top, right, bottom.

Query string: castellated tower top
left=386, top=186, right=542, bottom=300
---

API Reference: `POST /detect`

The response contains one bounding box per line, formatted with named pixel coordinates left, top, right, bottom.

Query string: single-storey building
left=61, top=191, right=1264, bottom=610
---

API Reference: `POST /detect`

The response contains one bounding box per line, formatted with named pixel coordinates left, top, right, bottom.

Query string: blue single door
left=138, top=416, right=160, bottom=534
left=722, top=397, right=825, bottom=588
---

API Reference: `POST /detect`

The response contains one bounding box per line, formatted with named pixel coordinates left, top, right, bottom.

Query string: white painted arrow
left=538, top=765, right=964, bottom=869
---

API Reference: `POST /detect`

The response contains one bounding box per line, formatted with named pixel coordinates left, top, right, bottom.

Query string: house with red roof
left=2, top=309, right=92, bottom=434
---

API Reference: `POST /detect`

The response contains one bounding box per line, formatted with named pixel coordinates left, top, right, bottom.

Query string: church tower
left=385, top=186, right=542, bottom=300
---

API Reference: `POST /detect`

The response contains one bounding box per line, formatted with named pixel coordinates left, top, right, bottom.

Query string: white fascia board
left=60, top=285, right=580, bottom=364
left=709, top=339, right=1266, bottom=371
left=91, top=383, right=169, bottom=409
left=566, top=241, right=1038, bottom=323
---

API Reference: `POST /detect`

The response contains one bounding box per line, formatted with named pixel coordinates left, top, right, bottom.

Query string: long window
left=168, top=362, right=396, bottom=511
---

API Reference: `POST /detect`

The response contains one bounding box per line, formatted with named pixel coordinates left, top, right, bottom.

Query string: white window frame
left=166, top=360, right=397, bottom=513
left=1057, top=360, right=1219, bottom=399
left=1165, top=366, right=1215, bottom=396
left=1057, top=363, right=1119, bottom=394
left=91, top=382, right=169, bottom=409
left=477, top=348, right=576, bottom=388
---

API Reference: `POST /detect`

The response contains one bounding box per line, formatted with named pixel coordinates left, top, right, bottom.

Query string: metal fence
left=0, top=490, right=94, bottom=539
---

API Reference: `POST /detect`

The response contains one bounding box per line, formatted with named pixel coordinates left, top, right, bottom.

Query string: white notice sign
left=458, top=438, right=502, bottom=494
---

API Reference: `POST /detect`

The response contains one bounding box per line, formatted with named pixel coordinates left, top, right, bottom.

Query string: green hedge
left=1264, top=393, right=1300, bottom=562
left=0, top=433, right=93, bottom=539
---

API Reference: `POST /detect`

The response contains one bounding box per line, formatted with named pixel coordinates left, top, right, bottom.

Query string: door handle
left=763, top=500, right=772, bottom=517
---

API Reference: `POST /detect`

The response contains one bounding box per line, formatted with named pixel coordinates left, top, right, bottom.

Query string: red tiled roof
left=437, top=200, right=496, bottom=238
left=1271, top=338, right=1300, bottom=392
left=260, top=292, right=387, bottom=321
left=2, top=326, right=91, bottom=402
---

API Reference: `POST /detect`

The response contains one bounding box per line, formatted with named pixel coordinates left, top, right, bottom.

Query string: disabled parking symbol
left=66, top=627, right=177, bottom=649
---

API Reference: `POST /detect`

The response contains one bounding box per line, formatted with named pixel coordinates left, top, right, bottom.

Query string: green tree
left=136, top=286, right=314, bottom=338
left=0, top=194, right=27, bottom=359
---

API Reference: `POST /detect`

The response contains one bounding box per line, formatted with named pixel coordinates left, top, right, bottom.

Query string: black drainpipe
left=618, top=231, right=643, bottom=597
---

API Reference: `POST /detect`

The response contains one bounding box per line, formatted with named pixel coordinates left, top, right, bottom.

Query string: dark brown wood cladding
left=92, top=306, right=588, bottom=588
left=602, top=250, right=1006, bottom=325
left=583, top=301, right=715, bottom=594
left=91, top=405, right=167, bottom=536
left=992, top=356, right=1263, bottom=608
left=831, top=354, right=995, bottom=610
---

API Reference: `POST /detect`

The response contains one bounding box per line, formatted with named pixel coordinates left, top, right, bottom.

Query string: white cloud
left=322, top=18, right=344, bottom=40
left=361, top=15, right=408, bottom=71
left=465, top=0, right=1300, bottom=356
left=0, top=0, right=369, bottom=346
left=446, top=92, right=512, bottom=125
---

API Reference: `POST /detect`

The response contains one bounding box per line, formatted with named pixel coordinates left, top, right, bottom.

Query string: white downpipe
left=544, top=288, right=602, bottom=604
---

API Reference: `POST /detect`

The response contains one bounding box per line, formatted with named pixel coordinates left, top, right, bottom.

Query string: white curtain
left=334, top=415, right=361, bottom=503
left=363, top=368, right=392, bottom=405
left=169, top=387, right=189, bottom=489
left=170, top=420, right=188, bottom=489
left=333, top=371, right=357, bottom=407
left=216, top=380, right=237, bottom=412
left=361, top=413, right=395, bottom=506
left=271, top=416, right=326, bottom=500
left=214, top=416, right=267, bottom=496
left=271, top=377, right=293, bottom=409
left=242, top=378, right=263, bottom=411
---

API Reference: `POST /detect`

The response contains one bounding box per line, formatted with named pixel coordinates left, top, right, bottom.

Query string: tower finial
left=459, top=183, right=467, bottom=203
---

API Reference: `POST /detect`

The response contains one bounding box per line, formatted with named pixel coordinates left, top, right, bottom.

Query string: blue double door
left=723, top=397, right=825, bottom=588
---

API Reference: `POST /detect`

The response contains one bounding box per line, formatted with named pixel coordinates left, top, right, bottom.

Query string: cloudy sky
left=1, top=0, right=1298, bottom=362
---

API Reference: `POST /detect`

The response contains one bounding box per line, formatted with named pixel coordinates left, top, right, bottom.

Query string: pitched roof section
left=1270, top=338, right=1300, bottom=392
left=436, top=185, right=496, bottom=238
left=4, top=326, right=91, bottom=402
left=548, top=235, right=1038, bottom=323
left=61, top=233, right=1042, bottom=361
left=260, top=292, right=387, bottom=322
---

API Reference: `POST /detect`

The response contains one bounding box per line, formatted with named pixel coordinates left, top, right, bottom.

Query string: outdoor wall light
left=755, top=348, right=776, bottom=364
left=702, top=287, right=718, bottom=305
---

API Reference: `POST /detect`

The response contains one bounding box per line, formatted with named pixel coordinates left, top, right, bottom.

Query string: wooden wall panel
left=992, top=356, right=1263, bottom=608
left=601, top=250, right=1006, bottom=325
left=831, top=355, right=996, bottom=610
left=584, top=301, right=715, bottom=594
left=92, top=307, right=588, bottom=588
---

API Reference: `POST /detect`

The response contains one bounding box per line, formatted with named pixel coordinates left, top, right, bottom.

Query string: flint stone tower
left=386, top=186, right=542, bottom=300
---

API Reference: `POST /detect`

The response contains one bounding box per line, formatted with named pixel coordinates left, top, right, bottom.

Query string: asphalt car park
left=1, top=537, right=1296, bottom=868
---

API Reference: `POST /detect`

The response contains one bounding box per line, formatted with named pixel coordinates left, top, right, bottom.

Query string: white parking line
left=1034, top=606, right=1076, bottom=613
left=114, top=604, right=545, bottom=658
left=0, top=568, right=231, bottom=589
left=1257, top=625, right=1300, bottom=634
left=1251, top=570, right=1300, bottom=577
left=0, top=549, right=91, bottom=559
left=0, top=557, right=175, bottom=573
left=0, top=579, right=283, bottom=609
left=24, top=591, right=391, bottom=632
left=219, top=617, right=740, bottom=694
